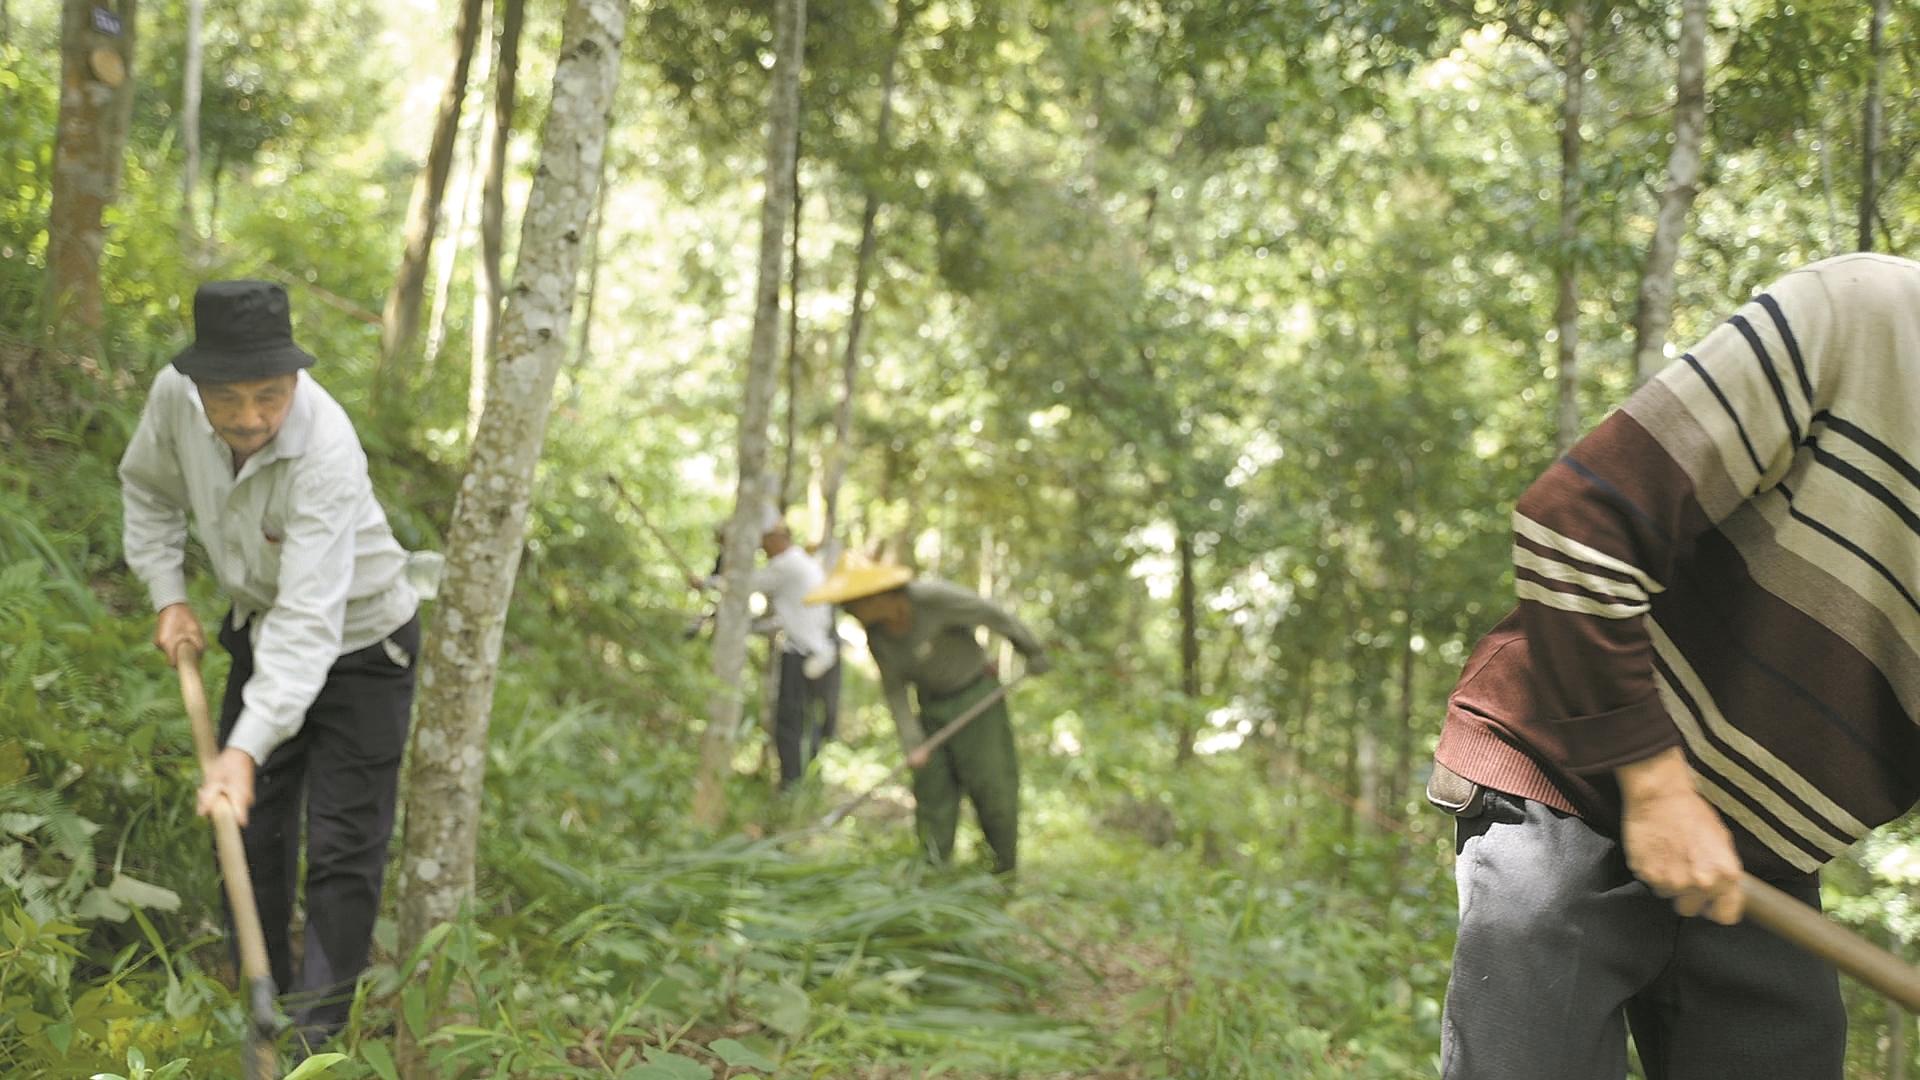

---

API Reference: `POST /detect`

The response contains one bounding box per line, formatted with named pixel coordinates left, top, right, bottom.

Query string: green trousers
left=912, top=676, right=1020, bottom=873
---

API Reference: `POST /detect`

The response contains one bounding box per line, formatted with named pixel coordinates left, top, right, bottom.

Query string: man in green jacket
left=808, top=565, right=1049, bottom=873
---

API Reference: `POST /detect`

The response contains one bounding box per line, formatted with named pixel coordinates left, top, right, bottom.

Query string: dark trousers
left=1442, top=791, right=1846, bottom=1080
left=217, top=611, right=418, bottom=1045
left=773, top=649, right=839, bottom=788
left=912, top=676, right=1019, bottom=874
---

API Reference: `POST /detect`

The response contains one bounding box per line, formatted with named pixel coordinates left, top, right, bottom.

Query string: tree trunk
left=471, top=0, right=526, bottom=433
left=393, top=1, right=626, bottom=1071
left=1891, top=992, right=1909, bottom=1080
left=1631, top=0, right=1708, bottom=383
left=1553, top=1, right=1588, bottom=452
left=566, top=155, right=613, bottom=404
left=780, top=152, right=803, bottom=512
left=426, top=0, right=493, bottom=373
left=380, top=0, right=487, bottom=370
left=1174, top=523, right=1200, bottom=764
left=180, top=0, right=203, bottom=256
left=821, top=0, right=911, bottom=543
left=46, top=0, right=137, bottom=339
left=1859, top=0, right=1889, bottom=252
left=692, top=0, right=807, bottom=830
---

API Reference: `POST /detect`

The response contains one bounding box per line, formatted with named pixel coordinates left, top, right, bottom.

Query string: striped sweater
left=1437, top=253, right=1920, bottom=879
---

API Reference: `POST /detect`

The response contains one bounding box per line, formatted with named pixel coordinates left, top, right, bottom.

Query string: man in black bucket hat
left=119, top=280, right=421, bottom=1050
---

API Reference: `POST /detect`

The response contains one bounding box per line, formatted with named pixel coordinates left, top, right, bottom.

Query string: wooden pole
left=1742, top=874, right=1920, bottom=1013
left=177, top=645, right=279, bottom=1078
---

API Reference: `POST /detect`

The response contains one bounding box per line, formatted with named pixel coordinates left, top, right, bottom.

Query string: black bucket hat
left=170, top=280, right=316, bottom=383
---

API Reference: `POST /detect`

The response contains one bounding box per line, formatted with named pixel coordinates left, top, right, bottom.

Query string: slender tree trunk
left=566, top=156, right=612, bottom=403
left=1631, top=0, right=1708, bottom=383
left=1819, top=86, right=1842, bottom=255
left=1891, top=992, right=1909, bottom=1080
left=46, top=0, right=137, bottom=339
left=1, top=1, right=10, bottom=47
left=426, top=0, right=493, bottom=374
left=1859, top=0, right=1889, bottom=252
left=781, top=153, right=803, bottom=511
left=692, top=0, right=807, bottom=830
left=821, top=0, right=911, bottom=543
left=180, top=0, right=203, bottom=256
left=471, top=0, right=526, bottom=432
left=393, top=2, right=626, bottom=1072
left=380, top=0, right=487, bottom=369
left=1553, top=1, right=1588, bottom=451
left=1174, top=523, right=1200, bottom=764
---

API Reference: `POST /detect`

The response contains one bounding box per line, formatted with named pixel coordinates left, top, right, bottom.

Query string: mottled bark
left=46, top=0, right=137, bottom=337
left=1553, top=1, right=1588, bottom=452
left=394, top=1, right=626, bottom=1070
left=1859, top=0, right=1889, bottom=252
left=821, top=0, right=911, bottom=543
left=1631, top=0, right=1708, bottom=384
left=380, top=0, right=487, bottom=368
left=472, top=0, right=526, bottom=432
left=693, top=0, right=808, bottom=829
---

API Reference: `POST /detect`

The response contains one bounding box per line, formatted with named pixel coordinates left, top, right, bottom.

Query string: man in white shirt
left=693, top=506, right=840, bottom=787
left=119, top=280, right=419, bottom=1049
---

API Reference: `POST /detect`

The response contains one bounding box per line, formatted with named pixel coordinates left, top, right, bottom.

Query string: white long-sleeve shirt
left=119, top=366, right=417, bottom=765
left=746, top=546, right=836, bottom=662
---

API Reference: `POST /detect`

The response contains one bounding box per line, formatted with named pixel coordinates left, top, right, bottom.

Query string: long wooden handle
left=176, top=647, right=279, bottom=1032
left=605, top=473, right=702, bottom=584
left=1742, top=873, right=1920, bottom=1012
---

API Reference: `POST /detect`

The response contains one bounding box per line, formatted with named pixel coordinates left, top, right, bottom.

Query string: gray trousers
left=1443, top=791, right=1846, bottom=1080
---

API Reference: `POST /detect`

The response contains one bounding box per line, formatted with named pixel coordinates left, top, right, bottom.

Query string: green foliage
left=4, top=0, right=1918, bottom=1075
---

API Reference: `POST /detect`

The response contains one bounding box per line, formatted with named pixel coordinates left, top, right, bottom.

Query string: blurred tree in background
left=0, top=0, right=1915, bottom=1075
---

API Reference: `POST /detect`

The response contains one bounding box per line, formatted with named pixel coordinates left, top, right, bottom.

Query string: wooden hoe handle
left=176, top=646, right=281, bottom=1076
left=1741, top=873, right=1920, bottom=1013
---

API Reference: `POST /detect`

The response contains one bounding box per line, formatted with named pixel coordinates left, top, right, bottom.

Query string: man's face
left=195, top=373, right=298, bottom=457
left=761, top=524, right=792, bottom=557
left=844, top=591, right=903, bottom=629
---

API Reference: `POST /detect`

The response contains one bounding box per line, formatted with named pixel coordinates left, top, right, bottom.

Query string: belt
left=921, top=670, right=992, bottom=704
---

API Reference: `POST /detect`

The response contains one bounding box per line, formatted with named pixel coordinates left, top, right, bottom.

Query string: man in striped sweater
left=1432, top=254, right=1920, bottom=1080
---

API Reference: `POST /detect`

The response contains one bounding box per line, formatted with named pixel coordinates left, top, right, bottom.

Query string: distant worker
left=692, top=506, right=840, bottom=788
left=807, top=565, right=1050, bottom=873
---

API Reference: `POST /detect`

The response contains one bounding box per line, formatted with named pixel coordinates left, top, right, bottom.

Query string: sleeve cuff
left=1553, top=696, right=1683, bottom=774
left=148, top=575, right=189, bottom=613
left=222, top=715, right=278, bottom=767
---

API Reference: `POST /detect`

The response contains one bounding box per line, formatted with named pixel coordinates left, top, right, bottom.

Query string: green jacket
left=863, top=579, right=1047, bottom=749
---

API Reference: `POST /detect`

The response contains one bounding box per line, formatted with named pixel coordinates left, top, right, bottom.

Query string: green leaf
left=150, top=1061, right=190, bottom=1080
left=76, top=887, right=131, bottom=923
left=640, top=1050, right=709, bottom=1080
left=282, top=1053, right=349, bottom=1079
left=707, top=1037, right=778, bottom=1071
left=401, top=985, right=427, bottom=1038
left=754, top=981, right=811, bottom=1037
left=360, top=1040, right=400, bottom=1080
left=108, top=873, right=181, bottom=913
left=618, top=1067, right=690, bottom=1080
left=44, top=1020, right=73, bottom=1056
